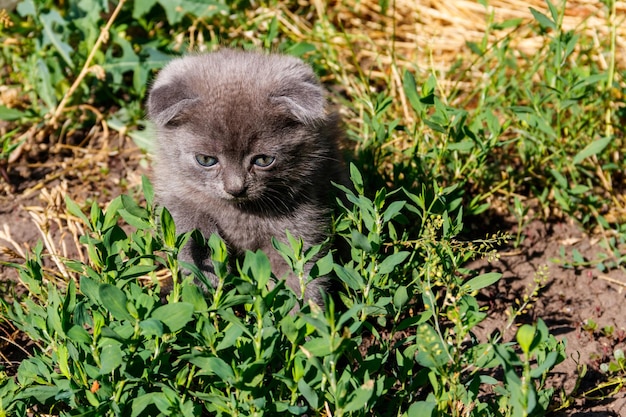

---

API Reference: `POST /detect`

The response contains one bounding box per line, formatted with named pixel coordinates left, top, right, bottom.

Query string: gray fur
left=147, top=49, right=345, bottom=305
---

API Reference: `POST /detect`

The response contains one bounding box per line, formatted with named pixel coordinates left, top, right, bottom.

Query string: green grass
left=0, top=0, right=625, bottom=416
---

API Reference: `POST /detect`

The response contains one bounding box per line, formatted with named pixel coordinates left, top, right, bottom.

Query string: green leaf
left=378, top=251, right=410, bottom=274
left=46, top=304, right=65, bottom=338
left=350, top=163, right=364, bottom=193
left=67, top=325, right=92, bottom=345
left=403, top=70, right=422, bottom=114
left=552, top=187, right=571, bottom=212
left=99, top=284, right=133, bottom=321
left=297, top=379, right=318, bottom=409
left=56, top=344, right=71, bottom=379
left=334, top=264, right=364, bottom=291
left=40, top=10, right=74, bottom=68
left=17, top=358, right=41, bottom=386
left=424, top=118, right=447, bottom=133
left=383, top=200, right=406, bottom=222
left=264, top=15, right=279, bottom=48
left=572, top=136, right=612, bottom=165
left=16, top=0, right=36, bottom=17
left=546, top=0, right=559, bottom=23
left=142, top=175, right=155, bottom=208
left=132, top=0, right=159, bottom=19
left=312, top=251, right=334, bottom=277
left=156, top=0, right=227, bottom=24
left=208, top=233, right=228, bottom=263
left=103, top=32, right=140, bottom=86
left=160, top=207, right=176, bottom=247
left=151, top=302, right=194, bottom=332
left=0, top=106, right=27, bottom=121
left=569, top=184, right=589, bottom=195
left=118, top=209, right=152, bottom=229
left=407, top=400, right=436, bottom=417
left=215, top=323, right=244, bottom=351
left=285, top=42, right=316, bottom=57
left=447, top=139, right=474, bottom=152
left=65, top=196, right=91, bottom=229
left=131, top=393, right=158, bottom=417
left=492, top=18, right=524, bottom=30
left=415, top=323, right=449, bottom=368
left=516, top=324, right=536, bottom=355
left=35, top=58, right=57, bottom=110
left=344, top=379, right=374, bottom=412
left=188, top=356, right=234, bottom=382
left=397, top=311, right=432, bottom=331
left=182, top=284, right=208, bottom=312
left=350, top=230, right=372, bottom=253
left=120, top=194, right=150, bottom=219
left=302, top=337, right=333, bottom=357
left=241, top=249, right=272, bottom=289
left=20, top=386, right=61, bottom=403
left=530, top=7, right=556, bottom=30
left=393, top=285, right=409, bottom=310
left=99, top=342, right=123, bottom=374
left=530, top=350, right=560, bottom=378
left=572, top=248, right=585, bottom=264
left=102, top=196, right=123, bottom=230
left=465, top=272, right=502, bottom=292
left=467, top=40, right=484, bottom=56
left=139, top=318, right=164, bottom=337
left=79, top=275, right=101, bottom=303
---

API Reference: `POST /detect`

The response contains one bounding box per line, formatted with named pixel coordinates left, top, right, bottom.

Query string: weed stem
left=49, top=0, right=127, bottom=127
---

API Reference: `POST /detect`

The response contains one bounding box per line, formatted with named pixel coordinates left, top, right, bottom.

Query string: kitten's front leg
left=186, top=233, right=221, bottom=290
left=168, top=209, right=222, bottom=291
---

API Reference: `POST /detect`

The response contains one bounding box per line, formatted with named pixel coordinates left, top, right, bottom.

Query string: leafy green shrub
left=0, top=170, right=565, bottom=416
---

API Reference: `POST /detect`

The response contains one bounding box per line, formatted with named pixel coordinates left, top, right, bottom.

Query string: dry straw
left=322, top=0, right=624, bottom=71
left=277, top=1, right=625, bottom=97
left=270, top=0, right=625, bottom=137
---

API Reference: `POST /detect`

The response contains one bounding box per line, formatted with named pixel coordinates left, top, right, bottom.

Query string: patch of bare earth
left=469, top=219, right=626, bottom=416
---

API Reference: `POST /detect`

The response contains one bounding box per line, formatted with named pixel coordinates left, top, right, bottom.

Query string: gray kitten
left=147, top=49, right=346, bottom=305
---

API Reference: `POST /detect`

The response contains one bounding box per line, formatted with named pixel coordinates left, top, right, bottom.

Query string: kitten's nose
left=224, top=179, right=247, bottom=197
left=225, top=186, right=247, bottom=198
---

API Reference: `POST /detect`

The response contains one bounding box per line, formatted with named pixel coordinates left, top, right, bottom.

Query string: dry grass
left=274, top=0, right=625, bottom=121
left=312, top=1, right=625, bottom=72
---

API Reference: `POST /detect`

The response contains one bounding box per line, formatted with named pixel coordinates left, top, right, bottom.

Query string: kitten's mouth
left=223, top=194, right=252, bottom=205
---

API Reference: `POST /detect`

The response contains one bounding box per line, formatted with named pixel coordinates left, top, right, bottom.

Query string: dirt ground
left=1, top=135, right=625, bottom=415
left=469, top=218, right=626, bottom=415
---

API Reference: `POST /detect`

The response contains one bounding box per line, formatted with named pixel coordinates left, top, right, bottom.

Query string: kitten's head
left=147, top=49, right=339, bottom=214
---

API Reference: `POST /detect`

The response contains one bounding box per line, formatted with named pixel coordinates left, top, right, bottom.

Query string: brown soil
left=469, top=219, right=626, bottom=415
left=1, top=136, right=625, bottom=415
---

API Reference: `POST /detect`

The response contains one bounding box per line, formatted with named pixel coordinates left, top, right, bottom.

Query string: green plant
left=510, top=195, right=531, bottom=248
left=601, top=348, right=625, bottom=375
left=494, top=320, right=565, bottom=417
left=0, top=170, right=565, bottom=416
left=459, top=0, right=623, bottom=230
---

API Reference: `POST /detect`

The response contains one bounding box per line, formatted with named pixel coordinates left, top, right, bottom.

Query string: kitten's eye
left=253, top=155, right=275, bottom=168
left=195, top=154, right=218, bottom=167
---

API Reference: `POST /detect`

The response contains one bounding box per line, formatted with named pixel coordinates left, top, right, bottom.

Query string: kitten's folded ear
left=270, top=70, right=327, bottom=126
left=147, top=81, right=199, bottom=127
